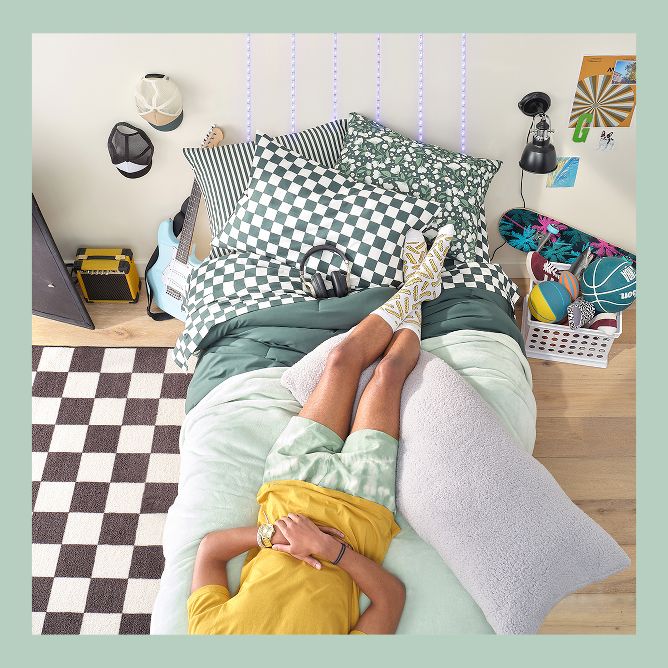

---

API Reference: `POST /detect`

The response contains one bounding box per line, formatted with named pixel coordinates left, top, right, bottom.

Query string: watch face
left=258, top=524, right=273, bottom=547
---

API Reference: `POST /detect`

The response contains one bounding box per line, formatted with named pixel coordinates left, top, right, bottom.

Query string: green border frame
left=12, top=0, right=660, bottom=664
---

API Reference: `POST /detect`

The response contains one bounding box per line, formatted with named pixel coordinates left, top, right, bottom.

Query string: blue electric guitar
left=146, top=126, right=224, bottom=320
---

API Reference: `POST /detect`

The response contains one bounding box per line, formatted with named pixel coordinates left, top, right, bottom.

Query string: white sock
left=414, top=223, right=455, bottom=292
left=372, top=224, right=454, bottom=333
left=397, top=229, right=427, bottom=339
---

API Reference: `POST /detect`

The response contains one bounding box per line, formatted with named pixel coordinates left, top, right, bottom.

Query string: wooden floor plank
left=32, top=300, right=184, bottom=348
left=533, top=417, right=635, bottom=458
left=530, top=348, right=635, bottom=418
left=578, top=547, right=635, bottom=594
left=539, top=625, right=635, bottom=635
left=574, top=500, right=636, bottom=546
left=616, top=307, right=635, bottom=346
left=540, top=593, right=636, bottom=632
left=536, top=457, right=635, bottom=501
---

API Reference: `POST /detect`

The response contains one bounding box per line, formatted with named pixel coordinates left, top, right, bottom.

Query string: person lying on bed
left=187, top=224, right=454, bottom=635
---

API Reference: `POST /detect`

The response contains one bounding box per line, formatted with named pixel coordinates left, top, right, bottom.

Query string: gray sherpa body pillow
left=280, top=332, right=630, bottom=634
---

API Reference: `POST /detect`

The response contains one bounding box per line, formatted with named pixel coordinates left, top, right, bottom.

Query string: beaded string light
left=332, top=33, right=338, bottom=121
left=375, top=33, right=381, bottom=123
left=418, top=32, right=424, bottom=142
left=245, top=33, right=252, bottom=142
left=460, top=32, right=467, bottom=153
left=290, top=33, right=296, bottom=133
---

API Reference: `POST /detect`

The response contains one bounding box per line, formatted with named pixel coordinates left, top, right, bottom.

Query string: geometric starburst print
left=569, top=75, right=636, bottom=128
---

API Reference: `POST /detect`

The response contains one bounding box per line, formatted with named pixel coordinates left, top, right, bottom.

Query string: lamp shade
left=519, top=142, right=558, bottom=174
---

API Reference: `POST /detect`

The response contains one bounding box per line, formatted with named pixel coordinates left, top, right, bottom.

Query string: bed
left=150, top=286, right=537, bottom=634
left=149, top=109, right=550, bottom=634
left=146, top=94, right=637, bottom=636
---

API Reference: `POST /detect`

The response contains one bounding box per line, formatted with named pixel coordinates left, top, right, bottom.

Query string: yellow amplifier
left=73, top=248, right=141, bottom=303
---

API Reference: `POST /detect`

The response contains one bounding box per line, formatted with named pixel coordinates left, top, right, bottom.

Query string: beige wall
left=32, top=33, right=636, bottom=277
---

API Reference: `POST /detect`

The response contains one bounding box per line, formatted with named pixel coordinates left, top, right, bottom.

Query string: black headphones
left=299, top=244, right=352, bottom=299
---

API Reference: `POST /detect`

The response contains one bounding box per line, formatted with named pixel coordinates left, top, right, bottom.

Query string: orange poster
left=569, top=55, right=636, bottom=128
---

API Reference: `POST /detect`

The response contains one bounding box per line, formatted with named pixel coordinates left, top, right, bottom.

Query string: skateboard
left=499, top=208, right=636, bottom=267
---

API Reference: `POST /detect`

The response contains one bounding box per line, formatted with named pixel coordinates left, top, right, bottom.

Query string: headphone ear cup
left=310, top=272, right=328, bottom=299
left=330, top=270, right=349, bottom=298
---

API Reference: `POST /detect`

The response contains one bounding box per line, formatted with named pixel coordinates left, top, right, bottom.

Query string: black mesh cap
left=107, top=122, right=154, bottom=179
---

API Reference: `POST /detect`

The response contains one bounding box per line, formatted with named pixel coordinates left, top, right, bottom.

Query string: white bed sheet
left=151, top=330, right=536, bottom=635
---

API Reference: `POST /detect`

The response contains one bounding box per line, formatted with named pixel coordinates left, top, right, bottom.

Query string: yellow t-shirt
left=187, top=479, right=400, bottom=635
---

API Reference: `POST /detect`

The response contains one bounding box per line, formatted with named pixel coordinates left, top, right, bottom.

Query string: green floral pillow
left=336, top=112, right=501, bottom=262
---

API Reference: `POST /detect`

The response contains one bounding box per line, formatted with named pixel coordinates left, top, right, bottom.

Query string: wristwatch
left=257, top=509, right=275, bottom=548
left=257, top=523, right=275, bottom=548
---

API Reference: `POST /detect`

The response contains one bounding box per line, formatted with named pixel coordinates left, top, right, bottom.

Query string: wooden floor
left=32, top=280, right=636, bottom=634
left=32, top=300, right=186, bottom=348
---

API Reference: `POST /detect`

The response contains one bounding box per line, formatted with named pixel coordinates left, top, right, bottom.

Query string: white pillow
left=281, top=333, right=630, bottom=634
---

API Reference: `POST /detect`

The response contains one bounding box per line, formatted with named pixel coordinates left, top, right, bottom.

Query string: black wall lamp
left=518, top=92, right=558, bottom=174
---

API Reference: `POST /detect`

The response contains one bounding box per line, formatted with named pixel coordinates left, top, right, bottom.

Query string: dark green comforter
left=186, top=286, right=522, bottom=412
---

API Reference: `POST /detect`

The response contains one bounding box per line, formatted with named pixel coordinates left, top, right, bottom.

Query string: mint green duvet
left=151, top=330, right=536, bottom=635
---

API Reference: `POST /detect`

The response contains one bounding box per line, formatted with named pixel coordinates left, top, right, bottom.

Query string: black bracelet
left=332, top=542, right=347, bottom=565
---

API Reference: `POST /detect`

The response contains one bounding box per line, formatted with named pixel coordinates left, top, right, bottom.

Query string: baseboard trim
left=499, top=260, right=528, bottom=280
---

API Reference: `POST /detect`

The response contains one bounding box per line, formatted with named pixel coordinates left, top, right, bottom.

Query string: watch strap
left=257, top=523, right=274, bottom=548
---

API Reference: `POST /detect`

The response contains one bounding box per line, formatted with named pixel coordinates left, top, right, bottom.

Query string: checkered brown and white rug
left=32, top=347, right=194, bottom=635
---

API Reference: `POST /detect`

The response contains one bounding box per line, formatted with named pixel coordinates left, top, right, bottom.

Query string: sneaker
left=526, top=251, right=560, bottom=282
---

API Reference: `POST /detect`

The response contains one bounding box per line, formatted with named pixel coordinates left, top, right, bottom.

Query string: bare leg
left=299, top=314, right=394, bottom=440
left=299, top=226, right=451, bottom=440
left=350, top=329, right=420, bottom=439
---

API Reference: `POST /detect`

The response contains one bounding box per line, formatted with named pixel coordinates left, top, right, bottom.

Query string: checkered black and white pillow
left=476, top=209, right=492, bottom=262
left=215, top=134, right=442, bottom=289
left=184, top=119, right=348, bottom=241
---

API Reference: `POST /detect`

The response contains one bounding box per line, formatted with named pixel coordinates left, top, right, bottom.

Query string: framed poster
left=569, top=55, right=636, bottom=128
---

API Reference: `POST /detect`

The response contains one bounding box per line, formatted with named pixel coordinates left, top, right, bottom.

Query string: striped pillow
left=184, top=119, right=348, bottom=245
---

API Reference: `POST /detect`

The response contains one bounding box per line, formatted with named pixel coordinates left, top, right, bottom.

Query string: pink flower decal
left=590, top=239, right=620, bottom=258
left=532, top=215, right=567, bottom=243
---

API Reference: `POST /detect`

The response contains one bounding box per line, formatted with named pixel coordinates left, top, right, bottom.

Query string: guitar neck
left=174, top=179, right=202, bottom=264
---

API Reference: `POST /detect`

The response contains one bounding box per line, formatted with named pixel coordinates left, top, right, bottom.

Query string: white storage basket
left=521, top=263, right=622, bottom=368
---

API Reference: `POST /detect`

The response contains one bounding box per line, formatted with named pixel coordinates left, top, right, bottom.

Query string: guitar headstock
left=201, top=126, right=225, bottom=149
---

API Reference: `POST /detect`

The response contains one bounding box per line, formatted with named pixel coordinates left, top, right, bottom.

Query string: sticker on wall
left=569, top=55, right=636, bottom=128
left=572, top=112, right=593, bottom=143
left=546, top=157, right=580, bottom=188
left=596, top=131, right=616, bottom=152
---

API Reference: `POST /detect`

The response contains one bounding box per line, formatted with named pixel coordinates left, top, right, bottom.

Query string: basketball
left=558, top=270, right=580, bottom=300
left=528, top=281, right=572, bottom=323
left=581, top=257, right=636, bottom=313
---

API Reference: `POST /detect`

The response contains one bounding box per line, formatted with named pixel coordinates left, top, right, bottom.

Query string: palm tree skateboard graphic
left=498, top=208, right=636, bottom=267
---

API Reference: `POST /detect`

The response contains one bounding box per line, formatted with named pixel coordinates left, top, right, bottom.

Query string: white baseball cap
left=134, top=74, right=183, bottom=132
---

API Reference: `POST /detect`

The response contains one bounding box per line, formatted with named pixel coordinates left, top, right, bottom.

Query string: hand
left=270, top=523, right=289, bottom=546
left=272, top=514, right=344, bottom=569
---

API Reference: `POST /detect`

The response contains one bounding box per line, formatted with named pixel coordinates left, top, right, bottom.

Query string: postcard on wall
left=569, top=55, right=636, bottom=128
left=596, top=130, right=616, bottom=151
left=546, top=157, right=580, bottom=188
